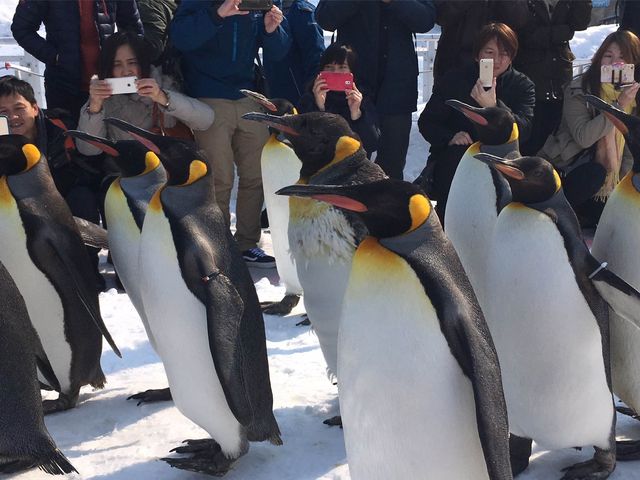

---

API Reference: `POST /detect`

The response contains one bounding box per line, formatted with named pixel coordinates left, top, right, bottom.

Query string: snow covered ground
left=3, top=5, right=640, bottom=479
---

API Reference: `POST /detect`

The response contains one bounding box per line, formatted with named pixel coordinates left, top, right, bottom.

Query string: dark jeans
left=563, top=161, right=607, bottom=228
left=520, top=100, right=563, bottom=156
left=45, top=83, right=88, bottom=124
left=429, top=144, right=468, bottom=223
left=375, top=112, right=412, bottom=180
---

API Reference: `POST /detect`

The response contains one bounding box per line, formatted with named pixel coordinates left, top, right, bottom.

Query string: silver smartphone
left=479, top=59, right=494, bottom=88
left=105, top=76, right=138, bottom=95
left=0, top=115, right=9, bottom=136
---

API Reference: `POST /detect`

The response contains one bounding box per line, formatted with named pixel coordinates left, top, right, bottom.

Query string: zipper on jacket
left=232, top=21, right=238, bottom=62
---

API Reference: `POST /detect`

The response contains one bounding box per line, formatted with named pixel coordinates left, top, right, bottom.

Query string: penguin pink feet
left=161, top=439, right=236, bottom=476
left=559, top=447, right=615, bottom=480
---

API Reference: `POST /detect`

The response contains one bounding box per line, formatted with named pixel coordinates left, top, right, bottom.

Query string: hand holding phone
left=317, top=72, right=354, bottom=92
left=479, top=59, right=494, bottom=88
left=105, top=76, right=138, bottom=95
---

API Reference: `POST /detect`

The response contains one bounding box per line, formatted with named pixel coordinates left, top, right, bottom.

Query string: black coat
left=619, top=0, right=640, bottom=37
left=12, top=0, right=144, bottom=96
left=433, top=0, right=529, bottom=83
left=314, top=0, right=436, bottom=115
left=297, top=90, right=380, bottom=157
left=512, top=0, right=592, bottom=103
left=418, top=61, right=535, bottom=150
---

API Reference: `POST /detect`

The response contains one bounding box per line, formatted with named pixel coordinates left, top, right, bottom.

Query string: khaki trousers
left=195, top=97, right=268, bottom=251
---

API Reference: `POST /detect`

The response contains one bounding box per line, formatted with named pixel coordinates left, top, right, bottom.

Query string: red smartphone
left=318, top=72, right=354, bottom=91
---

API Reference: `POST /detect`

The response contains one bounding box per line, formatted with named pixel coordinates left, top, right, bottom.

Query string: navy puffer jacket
left=12, top=0, right=144, bottom=95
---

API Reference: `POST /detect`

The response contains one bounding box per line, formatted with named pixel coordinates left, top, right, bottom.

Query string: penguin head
left=475, top=154, right=560, bottom=204
left=242, top=111, right=363, bottom=178
left=276, top=179, right=432, bottom=238
left=65, top=130, right=160, bottom=178
left=104, top=118, right=208, bottom=186
left=585, top=94, right=640, bottom=183
left=446, top=99, right=518, bottom=146
left=240, top=89, right=297, bottom=117
left=0, top=134, right=42, bottom=176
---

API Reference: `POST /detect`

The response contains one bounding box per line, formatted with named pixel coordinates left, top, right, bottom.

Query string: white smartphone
left=601, top=64, right=614, bottom=83
left=105, top=76, right=138, bottom=95
left=479, top=59, right=494, bottom=88
left=621, top=63, right=635, bottom=84
left=0, top=115, right=9, bottom=136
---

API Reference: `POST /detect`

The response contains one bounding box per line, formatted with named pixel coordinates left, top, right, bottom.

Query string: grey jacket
left=77, top=67, right=214, bottom=156
left=539, top=76, right=634, bottom=175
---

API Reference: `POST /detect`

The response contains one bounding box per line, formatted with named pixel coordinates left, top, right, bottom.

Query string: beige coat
left=77, top=67, right=214, bottom=156
left=539, top=76, right=634, bottom=175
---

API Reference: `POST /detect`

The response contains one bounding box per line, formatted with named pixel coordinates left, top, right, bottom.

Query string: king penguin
left=0, top=135, right=120, bottom=413
left=242, top=111, right=387, bottom=383
left=0, top=260, right=77, bottom=475
left=586, top=95, right=640, bottom=457
left=104, top=121, right=282, bottom=475
left=241, top=89, right=303, bottom=316
left=444, top=100, right=519, bottom=309
left=66, top=126, right=170, bottom=405
left=477, top=153, right=640, bottom=478
left=277, top=179, right=512, bottom=480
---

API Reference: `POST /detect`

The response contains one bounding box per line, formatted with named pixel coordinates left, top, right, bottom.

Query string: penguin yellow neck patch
left=143, top=152, right=161, bottom=175
left=149, top=188, right=163, bottom=211
left=508, top=123, right=519, bottom=143
left=408, top=194, right=431, bottom=232
left=553, top=169, right=562, bottom=192
left=21, top=144, right=41, bottom=171
left=184, top=160, right=207, bottom=185
left=0, top=176, right=13, bottom=206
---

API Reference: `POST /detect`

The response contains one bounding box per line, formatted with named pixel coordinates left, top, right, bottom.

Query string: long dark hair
left=582, top=30, right=640, bottom=94
left=99, top=32, right=151, bottom=80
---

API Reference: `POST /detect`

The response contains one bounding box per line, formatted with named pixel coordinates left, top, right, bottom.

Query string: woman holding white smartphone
left=539, top=30, right=640, bottom=228
left=77, top=31, right=214, bottom=156
left=417, top=22, right=535, bottom=220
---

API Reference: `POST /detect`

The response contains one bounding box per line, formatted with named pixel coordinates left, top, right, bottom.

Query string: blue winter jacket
left=315, top=0, right=436, bottom=115
left=11, top=0, right=143, bottom=96
left=170, top=0, right=292, bottom=100
left=263, top=0, right=325, bottom=104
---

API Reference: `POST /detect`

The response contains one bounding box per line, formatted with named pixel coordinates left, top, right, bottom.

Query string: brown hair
left=473, top=23, right=519, bottom=61
left=582, top=30, right=640, bottom=94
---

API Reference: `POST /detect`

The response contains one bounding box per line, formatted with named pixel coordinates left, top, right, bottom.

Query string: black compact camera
left=238, top=0, right=273, bottom=11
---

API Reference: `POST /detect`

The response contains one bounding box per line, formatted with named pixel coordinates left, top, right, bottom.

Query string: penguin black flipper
left=386, top=214, right=512, bottom=480
left=589, top=260, right=640, bottom=329
left=43, top=237, right=121, bottom=358
left=73, top=216, right=109, bottom=250
left=35, top=349, right=61, bottom=392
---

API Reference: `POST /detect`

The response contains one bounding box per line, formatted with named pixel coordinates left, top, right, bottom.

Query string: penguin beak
left=276, top=184, right=368, bottom=212
left=240, top=89, right=278, bottom=112
left=242, top=112, right=301, bottom=136
left=445, top=99, right=489, bottom=126
left=104, top=117, right=163, bottom=155
left=585, top=94, right=632, bottom=136
left=65, top=130, right=119, bottom=157
left=474, top=153, right=525, bottom=180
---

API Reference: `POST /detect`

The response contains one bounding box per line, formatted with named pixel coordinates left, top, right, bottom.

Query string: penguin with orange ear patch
left=276, top=179, right=512, bottom=480
left=477, top=154, right=640, bottom=478
left=104, top=120, right=282, bottom=476
left=0, top=135, right=120, bottom=414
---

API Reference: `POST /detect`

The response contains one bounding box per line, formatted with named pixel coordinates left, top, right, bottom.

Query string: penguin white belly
left=261, top=138, right=301, bottom=294
left=592, top=178, right=640, bottom=412
left=139, top=208, right=243, bottom=457
left=445, top=149, right=498, bottom=308
left=0, top=199, right=71, bottom=392
left=339, top=241, right=489, bottom=480
left=487, top=206, right=612, bottom=450
left=105, top=182, right=156, bottom=349
left=289, top=199, right=356, bottom=377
